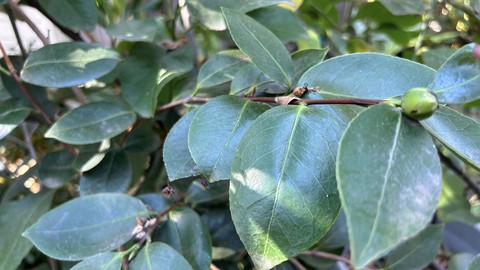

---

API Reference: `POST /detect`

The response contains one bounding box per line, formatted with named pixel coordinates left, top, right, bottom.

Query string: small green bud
left=401, top=87, right=438, bottom=120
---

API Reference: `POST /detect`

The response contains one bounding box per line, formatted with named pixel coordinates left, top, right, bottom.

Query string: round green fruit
left=401, top=88, right=438, bottom=120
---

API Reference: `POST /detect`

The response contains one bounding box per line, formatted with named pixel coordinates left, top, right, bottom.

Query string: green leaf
left=468, top=256, right=480, bottom=270
left=38, top=149, right=77, bottom=188
left=383, top=224, right=443, bottom=270
left=431, top=44, right=480, bottom=104
left=187, top=0, right=294, bottom=31
left=291, top=49, right=328, bottom=85
left=421, top=106, right=480, bottom=170
left=421, top=47, right=455, bottom=70
left=378, top=0, right=424, bottom=15
left=229, top=63, right=275, bottom=95
left=0, top=191, right=53, bottom=270
left=299, top=53, right=435, bottom=99
left=337, top=104, right=442, bottom=268
left=70, top=252, right=122, bottom=270
left=73, top=141, right=110, bottom=172
left=230, top=105, right=342, bottom=269
left=21, top=42, right=121, bottom=88
left=0, top=99, right=31, bottom=139
left=197, top=50, right=249, bottom=89
left=80, top=149, right=132, bottom=195
left=23, top=193, right=149, bottom=260
left=123, top=121, right=161, bottom=153
left=188, top=96, right=270, bottom=181
left=185, top=181, right=229, bottom=207
left=163, top=108, right=201, bottom=181
left=223, top=8, right=294, bottom=88
left=450, top=253, right=476, bottom=270
left=202, top=209, right=243, bottom=251
left=45, top=101, right=136, bottom=144
left=106, top=17, right=169, bottom=42
left=38, top=0, right=97, bottom=31
left=130, top=242, right=193, bottom=270
left=120, top=43, right=192, bottom=117
left=156, top=207, right=212, bottom=270
left=355, top=2, right=421, bottom=29
left=248, top=6, right=308, bottom=43
left=137, top=193, right=170, bottom=213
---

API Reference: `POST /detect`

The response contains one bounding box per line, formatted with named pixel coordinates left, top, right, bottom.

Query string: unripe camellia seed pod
left=401, top=87, right=438, bottom=120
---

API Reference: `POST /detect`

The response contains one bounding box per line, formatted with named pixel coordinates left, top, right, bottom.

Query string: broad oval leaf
left=230, top=63, right=275, bottom=95
left=299, top=53, right=435, bottom=99
left=230, top=104, right=343, bottom=270
left=38, top=0, right=97, bottom=31
left=468, top=256, right=480, bottom=270
left=38, top=149, right=77, bottom=188
left=421, top=106, right=480, bottom=170
left=0, top=191, right=53, bottom=270
left=80, top=149, right=132, bottom=195
left=197, top=50, right=249, bottom=89
left=21, top=42, right=120, bottom=88
left=45, top=101, right=136, bottom=144
left=164, top=108, right=201, bottom=181
left=188, top=95, right=270, bottom=181
left=384, top=224, right=443, bottom=270
left=223, top=8, right=294, bottom=88
left=73, top=141, right=110, bottom=172
left=156, top=207, right=212, bottom=270
left=185, top=181, right=229, bottom=207
left=106, top=17, right=169, bottom=42
left=337, top=104, right=442, bottom=268
left=130, top=242, right=193, bottom=270
left=0, top=99, right=31, bottom=139
left=431, top=43, right=480, bottom=104
left=23, top=193, right=148, bottom=260
left=70, top=252, right=122, bottom=270
left=291, top=48, right=328, bottom=85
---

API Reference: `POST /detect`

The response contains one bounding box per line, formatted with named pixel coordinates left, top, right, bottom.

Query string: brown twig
left=118, top=245, right=129, bottom=270
left=438, top=150, right=480, bottom=197
left=6, top=1, right=50, bottom=45
left=5, top=4, right=27, bottom=59
left=0, top=41, right=53, bottom=125
left=289, top=258, right=308, bottom=270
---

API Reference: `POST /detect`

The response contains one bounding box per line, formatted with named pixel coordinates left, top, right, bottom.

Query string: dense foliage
left=1, top=0, right=480, bottom=269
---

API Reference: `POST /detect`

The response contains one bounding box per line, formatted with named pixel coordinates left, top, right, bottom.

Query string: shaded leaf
left=163, top=108, right=201, bottom=181
left=70, top=252, right=122, bottom=270
left=130, top=242, right=193, bottom=270
left=0, top=99, right=31, bottom=139
left=185, top=181, right=230, bottom=207
left=378, top=0, right=424, bottom=15
left=421, top=106, right=480, bottom=170
left=337, top=104, right=442, bottom=268
left=449, top=253, right=476, bottom=270
left=431, top=44, right=480, bottom=104
left=229, top=63, right=275, bottom=95
left=230, top=105, right=342, bottom=269
left=223, top=8, right=294, bottom=87
left=45, top=101, right=136, bottom=145
left=384, top=224, right=443, bottom=270
left=197, top=50, right=249, bottom=89
left=123, top=121, right=161, bottom=153
left=80, top=149, right=132, bottom=195
left=202, top=209, right=243, bottom=251
left=38, top=0, right=98, bottom=31
left=73, top=141, right=110, bottom=172
left=421, top=47, right=455, bottom=70
left=443, top=221, right=480, bottom=254
left=38, top=149, right=77, bottom=188
left=355, top=2, right=421, bottom=29
left=291, top=49, right=328, bottom=85
left=106, top=17, right=169, bottom=42
left=0, top=191, right=53, bottom=270
left=299, top=53, right=435, bottom=99
left=23, top=193, right=149, bottom=260
left=188, top=95, right=270, bottom=181
left=21, top=42, right=120, bottom=88
left=137, top=193, right=171, bottom=213
left=468, top=256, right=480, bottom=270
left=156, top=207, right=212, bottom=270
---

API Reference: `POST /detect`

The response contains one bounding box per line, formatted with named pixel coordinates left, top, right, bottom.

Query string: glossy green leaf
left=230, top=105, right=343, bottom=269
left=249, top=6, right=308, bottom=42
left=421, top=106, right=480, bottom=170
left=384, top=224, right=443, bottom=270
left=378, top=0, right=424, bottom=15
left=38, top=0, right=97, bottom=31
left=185, top=181, right=229, bottom=207
left=337, top=104, right=442, bottom=268
left=229, top=63, right=274, bottom=95
left=202, top=209, right=243, bottom=251
left=299, top=53, right=435, bottom=99
left=197, top=50, right=249, bottom=89
left=421, top=47, right=455, bottom=70
left=80, top=149, right=132, bottom=196
left=223, top=8, right=294, bottom=88
left=21, top=42, right=121, bottom=88
left=0, top=99, right=31, bottom=139
left=70, top=252, right=122, bottom=270
left=23, top=193, right=149, bottom=260
left=38, top=149, right=77, bottom=188
left=45, top=101, right=136, bottom=144
left=73, top=141, right=110, bottom=172
left=123, top=121, right=161, bottom=153
left=130, top=242, right=193, bottom=270
left=291, top=49, right=328, bottom=85
left=156, top=207, right=212, bottom=270
left=468, top=256, right=480, bottom=270
left=163, top=108, right=201, bottom=181
left=450, top=253, right=476, bottom=270
left=106, top=17, right=169, bottom=42
left=355, top=2, right=421, bottom=29
left=187, top=0, right=293, bottom=31
left=431, top=44, right=480, bottom=104
left=137, top=193, right=170, bottom=213
left=120, top=43, right=192, bottom=117
left=0, top=191, right=53, bottom=270
left=189, top=95, right=270, bottom=181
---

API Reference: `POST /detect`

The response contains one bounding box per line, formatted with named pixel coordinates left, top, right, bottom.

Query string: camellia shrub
left=1, top=0, right=480, bottom=270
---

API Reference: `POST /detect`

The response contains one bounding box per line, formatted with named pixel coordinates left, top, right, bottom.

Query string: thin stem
left=21, top=123, right=38, bottom=160
left=5, top=4, right=27, bottom=59
left=7, top=1, right=50, bottom=45
left=438, top=151, right=480, bottom=197
left=0, top=65, right=10, bottom=76
left=118, top=245, right=129, bottom=270
left=289, top=258, right=307, bottom=270
left=71, top=86, right=89, bottom=104
left=0, top=41, right=53, bottom=125
left=48, top=257, right=59, bottom=270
